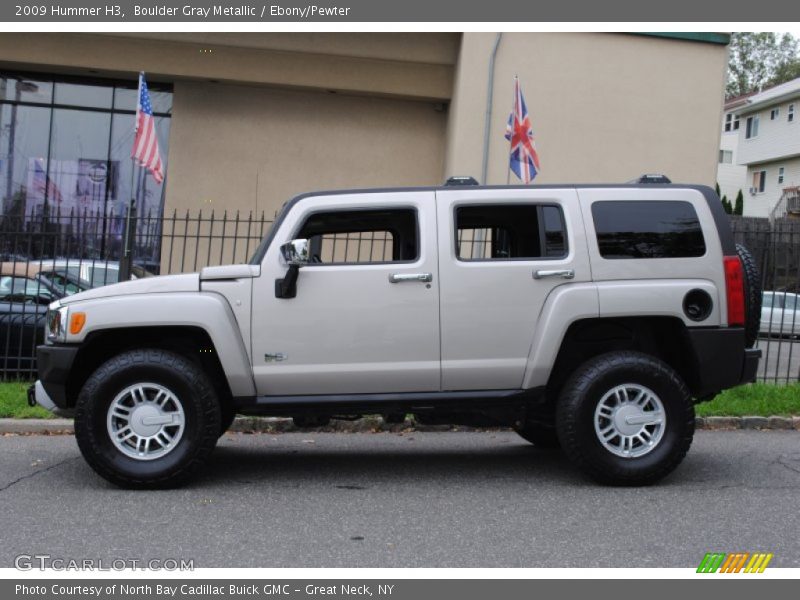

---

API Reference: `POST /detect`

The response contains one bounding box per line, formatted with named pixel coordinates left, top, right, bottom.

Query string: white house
left=733, top=77, right=800, bottom=219
left=716, top=93, right=751, bottom=204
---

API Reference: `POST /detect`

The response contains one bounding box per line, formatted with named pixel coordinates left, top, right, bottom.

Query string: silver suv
left=31, top=183, right=762, bottom=488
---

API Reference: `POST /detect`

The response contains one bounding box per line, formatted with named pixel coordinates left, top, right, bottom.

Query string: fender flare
left=65, top=292, right=256, bottom=397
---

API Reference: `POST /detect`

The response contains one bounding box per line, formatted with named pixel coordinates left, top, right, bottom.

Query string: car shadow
left=200, top=436, right=583, bottom=486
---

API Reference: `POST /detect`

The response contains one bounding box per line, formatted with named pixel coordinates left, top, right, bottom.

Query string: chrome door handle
left=389, top=273, right=433, bottom=283
left=533, top=269, right=575, bottom=280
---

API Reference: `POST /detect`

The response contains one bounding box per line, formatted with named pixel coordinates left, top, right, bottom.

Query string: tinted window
left=592, top=201, right=705, bottom=259
left=455, top=204, right=567, bottom=260
left=297, top=209, right=417, bottom=264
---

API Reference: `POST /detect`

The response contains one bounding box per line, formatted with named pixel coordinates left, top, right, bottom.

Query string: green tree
left=727, top=32, right=800, bottom=97
left=734, top=190, right=744, bottom=215
left=715, top=182, right=721, bottom=197
left=721, top=194, right=732, bottom=214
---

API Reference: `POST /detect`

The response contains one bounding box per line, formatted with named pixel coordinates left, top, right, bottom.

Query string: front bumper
left=35, top=344, right=79, bottom=410
left=27, top=381, right=74, bottom=418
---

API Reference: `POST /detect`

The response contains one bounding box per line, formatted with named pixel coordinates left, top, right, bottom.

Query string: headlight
left=47, top=304, right=69, bottom=343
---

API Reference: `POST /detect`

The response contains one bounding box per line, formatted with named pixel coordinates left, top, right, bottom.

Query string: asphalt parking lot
left=1, top=430, right=799, bottom=568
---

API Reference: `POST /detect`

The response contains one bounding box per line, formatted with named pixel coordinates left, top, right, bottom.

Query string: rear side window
left=455, top=204, right=567, bottom=260
left=591, top=201, right=706, bottom=259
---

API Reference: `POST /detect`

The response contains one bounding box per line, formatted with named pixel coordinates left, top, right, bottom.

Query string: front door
left=251, top=191, right=440, bottom=396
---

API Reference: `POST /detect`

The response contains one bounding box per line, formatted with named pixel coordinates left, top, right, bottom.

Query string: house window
left=778, top=167, right=785, bottom=185
left=790, top=104, right=795, bottom=123
left=771, top=108, right=780, bottom=120
left=745, top=115, right=760, bottom=139
left=724, top=113, right=740, bottom=132
left=753, top=170, right=766, bottom=194
left=719, top=150, right=733, bottom=164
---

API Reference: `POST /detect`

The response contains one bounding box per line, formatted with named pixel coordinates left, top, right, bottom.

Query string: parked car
left=32, top=181, right=761, bottom=488
left=760, top=291, right=800, bottom=337
left=0, top=301, right=47, bottom=373
left=0, top=264, right=89, bottom=374
left=0, top=263, right=90, bottom=302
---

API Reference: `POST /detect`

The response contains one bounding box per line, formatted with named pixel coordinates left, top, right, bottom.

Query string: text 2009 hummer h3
left=32, top=183, right=762, bottom=488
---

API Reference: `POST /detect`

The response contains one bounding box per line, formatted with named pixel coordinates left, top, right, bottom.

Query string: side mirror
left=276, top=239, right=309, bottom=299
left=280, top=239, right=309, bottom=266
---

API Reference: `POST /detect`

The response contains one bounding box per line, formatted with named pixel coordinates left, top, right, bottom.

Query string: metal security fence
left=2, top=211, right=800, bottom=384
left=0, top=208, right=274, bottom=379
left=730, top=217, right=800, bottom=384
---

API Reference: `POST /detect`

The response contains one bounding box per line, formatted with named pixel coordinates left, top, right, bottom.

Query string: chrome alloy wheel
left=106, top=383, right=185, bottom=461
left=593, top=383, right=666, bottom=458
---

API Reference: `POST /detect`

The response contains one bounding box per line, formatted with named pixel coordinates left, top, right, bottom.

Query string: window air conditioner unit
left=749, top=187, right=758, bottom=195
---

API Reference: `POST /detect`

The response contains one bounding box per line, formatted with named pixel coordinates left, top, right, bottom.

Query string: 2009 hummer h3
left=32, top=183, right=762, bottom=488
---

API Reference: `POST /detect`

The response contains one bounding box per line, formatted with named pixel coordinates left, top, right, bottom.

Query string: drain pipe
left=480, top=33, right=503, bottom=185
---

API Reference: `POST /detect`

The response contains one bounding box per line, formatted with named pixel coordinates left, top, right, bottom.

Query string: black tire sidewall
left=558, top=353, right=693, bottom=483
left=75, top=350, right=220, bottom=486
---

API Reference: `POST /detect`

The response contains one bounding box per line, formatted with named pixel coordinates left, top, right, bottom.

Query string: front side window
left=455, top=204, right=567, bottom=261
left=719, top=150, right=733, bottom=164
left=591, top=201, right=706, bottom=259
left=789, top=104, right=795, bottom=123
left=296, top=208, right=417, bottom=264
left=779, top=167, right=785, bottom=185
left=771, top=108, right=780, bottom=120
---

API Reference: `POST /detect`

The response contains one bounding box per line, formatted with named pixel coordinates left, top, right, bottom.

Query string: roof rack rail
left=444, top=175, right=479, bottom=186
left=628, top=174, right=672, bottom=184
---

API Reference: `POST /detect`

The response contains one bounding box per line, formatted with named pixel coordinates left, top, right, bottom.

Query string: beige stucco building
left=0, top=32, right=729, bottom=223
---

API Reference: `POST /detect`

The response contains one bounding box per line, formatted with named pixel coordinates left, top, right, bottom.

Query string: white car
left=761, top=291, right=800, bottom=337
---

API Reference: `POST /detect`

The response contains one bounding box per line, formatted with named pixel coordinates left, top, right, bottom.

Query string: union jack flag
left=132, top=72, right=164, bottom=184
left=504, top=77, right=540, bottom=184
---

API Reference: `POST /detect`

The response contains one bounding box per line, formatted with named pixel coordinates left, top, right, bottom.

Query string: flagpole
left=121, top=72, right=144, bottom=281
left=506, top=75, right=517, bottom=186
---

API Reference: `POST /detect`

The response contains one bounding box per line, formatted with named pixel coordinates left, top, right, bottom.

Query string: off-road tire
left=74, top=348, right=221, bottom=489
left=514, top=422, right=560, bottom=449
left=736, top=243, right=762, bottom=348
left=556, top=351, right=694, bottom=486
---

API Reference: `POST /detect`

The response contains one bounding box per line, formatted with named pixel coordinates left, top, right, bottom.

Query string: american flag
left=504, top=77, right=540, bottom=184
left=131, top=72, right=164, bottom=184
left=32, top=159, right=62, bottom=203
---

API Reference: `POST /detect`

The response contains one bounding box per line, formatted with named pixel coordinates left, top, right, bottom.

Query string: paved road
left=1, top=431, right=799, bottom=568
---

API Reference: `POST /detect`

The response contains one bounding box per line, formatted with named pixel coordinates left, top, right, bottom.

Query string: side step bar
left=233, top=387, right=546, bottom=416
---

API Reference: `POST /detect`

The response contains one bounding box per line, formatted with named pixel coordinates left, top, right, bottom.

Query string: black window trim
left=452, top=201, right=570, bottom=263
left=287, top=205, right=422, bottom=267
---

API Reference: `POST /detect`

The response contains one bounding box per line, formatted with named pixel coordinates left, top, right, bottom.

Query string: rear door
left=435, top=187, right=590, bottom=391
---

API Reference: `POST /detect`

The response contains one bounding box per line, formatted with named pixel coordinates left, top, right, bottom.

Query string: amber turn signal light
left=69, top=312, right=86, bottom=335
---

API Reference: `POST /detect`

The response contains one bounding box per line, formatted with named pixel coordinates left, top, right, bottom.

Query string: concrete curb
left=1, top=415, right=800, bottom=435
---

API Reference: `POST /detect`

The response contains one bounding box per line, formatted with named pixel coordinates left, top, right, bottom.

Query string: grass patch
left=0, top=381, right=53, bottom=419
left=0, top=381, right=798, bottom=419
left=696, top=383, right=800, bottom=417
